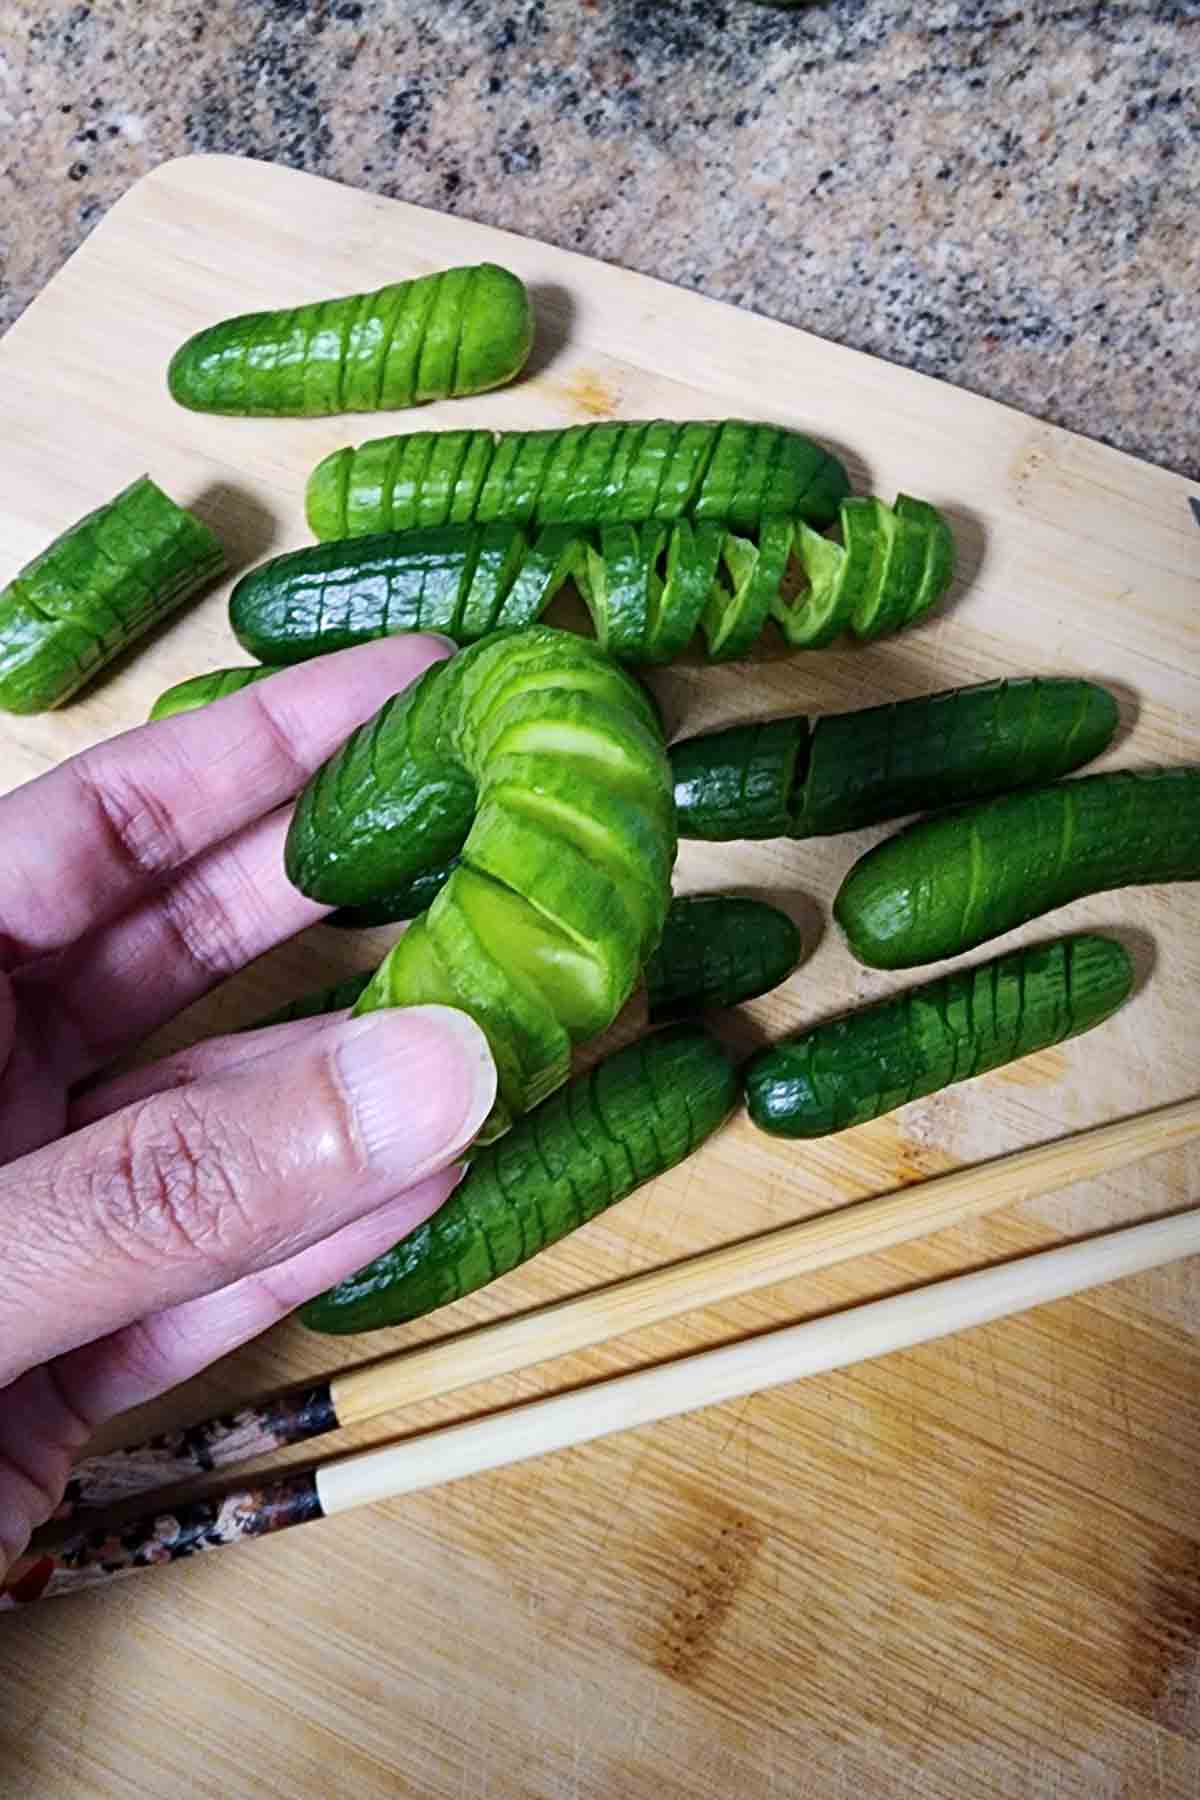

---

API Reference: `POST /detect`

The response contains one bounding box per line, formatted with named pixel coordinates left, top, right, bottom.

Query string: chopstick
left=9, top=1200, right=1200, bottom=1607
left=59, top=1093, right=1200, bottom=1520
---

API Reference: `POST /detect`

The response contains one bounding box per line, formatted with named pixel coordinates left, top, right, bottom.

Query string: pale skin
left=0, top=635, right=497, bottom=1574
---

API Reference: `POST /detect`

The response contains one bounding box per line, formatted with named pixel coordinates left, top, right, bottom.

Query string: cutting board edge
left=10, top=150, right=1187, bottom=506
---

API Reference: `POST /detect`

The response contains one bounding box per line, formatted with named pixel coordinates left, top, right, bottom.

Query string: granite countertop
left=2, top=1, right=1196, bottom=478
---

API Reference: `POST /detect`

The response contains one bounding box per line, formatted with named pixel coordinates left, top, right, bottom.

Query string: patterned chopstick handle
left=2, top=1471, right=324, bottom=1608
left=58, top=1382, right=338, bottom=1521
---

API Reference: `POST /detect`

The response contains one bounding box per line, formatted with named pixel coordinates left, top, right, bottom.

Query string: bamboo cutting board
left=2, top=156, right=1199, bottom=1799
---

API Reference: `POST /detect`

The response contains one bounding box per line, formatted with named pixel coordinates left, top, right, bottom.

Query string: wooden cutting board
left=2, top=155, right=1199, bottom=1799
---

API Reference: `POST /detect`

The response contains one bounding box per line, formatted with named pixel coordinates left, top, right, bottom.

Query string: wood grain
left=1, top=154, right=1198, bottom=1798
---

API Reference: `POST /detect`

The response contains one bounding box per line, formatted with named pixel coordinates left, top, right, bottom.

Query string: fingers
left=68, top=1010, right=355, bottom=1130
left=0, top=1005, right=496, bottom=1384
left=0, top=1170, right=462, bottom=1568
left=33, top=808, right=327, bottom=1083
left=0, top=971, right=15, bottom=1084
left=52, top=1171, right=464, bottom=1427
left=0, top=1365, right=94, bottom=1570
left=0, top=636, right=451, bottom=972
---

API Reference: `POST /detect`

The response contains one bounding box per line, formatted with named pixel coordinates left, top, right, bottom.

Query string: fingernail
left=425, top=633, right=460, bottom=654
left=334, top=1006, right=496, bottom=1183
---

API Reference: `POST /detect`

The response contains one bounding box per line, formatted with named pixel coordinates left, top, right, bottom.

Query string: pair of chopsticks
left=5, top=1094, right=1199, bottom=1607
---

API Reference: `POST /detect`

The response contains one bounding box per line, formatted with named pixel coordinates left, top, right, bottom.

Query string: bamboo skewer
left=8, top=1202, right=1200, bottom=1607
left=60, top=1093, right=1200, bottom=1520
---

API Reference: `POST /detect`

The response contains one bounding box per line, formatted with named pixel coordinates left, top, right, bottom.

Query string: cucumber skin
left=644, top=895, right=802, bottom=1021
left=672, top=679, right=1120, bottom=841
left=168, top=264, right=532, bottom=417
left=229, top=525, right=563, bottom=665
left=327, top=861, right=461, bottom=929
left=287, top=663, right=479, bottom=903
left=837, top=767, right=1200, bottom=969
left=250, top=970, right=374, bottom=1030
left=306, top=420, right=850, bottom=539
left=0, top=478, right=223, bottom=714
left=673, top=717, right=808, bottom=841
left=300, top=1026, right=738, bottom=1334
left=149, top=664, right=280, bottom=720
left=745, top=935, right=1132, bottom=1137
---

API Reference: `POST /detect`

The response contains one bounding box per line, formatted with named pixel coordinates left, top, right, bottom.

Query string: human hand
left=0, top=637, right=496, bottom=1572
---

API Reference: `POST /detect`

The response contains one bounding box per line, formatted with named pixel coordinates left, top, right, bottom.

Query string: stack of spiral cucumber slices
left=3, top=260, right=1196, bottom=1336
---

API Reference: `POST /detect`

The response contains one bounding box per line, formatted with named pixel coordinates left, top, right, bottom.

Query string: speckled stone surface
left=2, top=1, right=1196, bottom=477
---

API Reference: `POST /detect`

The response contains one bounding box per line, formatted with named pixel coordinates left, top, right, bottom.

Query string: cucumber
left=326, top=860, right=461, bottom=930
left=671, top=678, right=1120, bottom=841
left=698, top=517, right=795, bottom=661
left=0, top=478, right=223, bottom=714
left=231, top=490, right=951, bottom=668
left=250, top=970, right=374, bottom=1030
left=300, top=1025, right=738, bottom=1333
left=286, top=626, right=676, bottom=1135
left=836, top=766, right=1200, bottom=969
left=167, top=263, right=532, bottom=417
left=257, top=893, right=801, bottom=1027
left=149, top=664, right=281, bottom=720
left=306, top=419, right=850, bottom=539
left=643, top=895, right=803, bottom=1021
left=745, top=935, right=1133, bottom=1137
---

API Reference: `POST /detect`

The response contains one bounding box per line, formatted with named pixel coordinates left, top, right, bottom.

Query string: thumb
left=0, top=1005, right=495, bottom=1383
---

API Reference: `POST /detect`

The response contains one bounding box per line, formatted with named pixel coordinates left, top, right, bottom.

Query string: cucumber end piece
left=166, top=341, right=203, bottom=410
left=832, top=863, right=919, bottom=970
left=743, top=1051, right=832, bottom=1138
left=306, top=447, right=353, bottom=539
left=453, top=264, right=535, bottom=396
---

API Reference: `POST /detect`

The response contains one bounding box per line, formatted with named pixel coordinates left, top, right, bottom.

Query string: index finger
left=0, top=635, right=451, bottom=971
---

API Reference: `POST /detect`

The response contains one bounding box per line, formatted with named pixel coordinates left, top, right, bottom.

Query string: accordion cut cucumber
left=745, top=935, right=1132, bottom=1137
left=672, top=678, right=1119, bottom=840
left=306, top=419, right=850, bottom=539
left=0, top=478, right=223, bottom=714
left=232, top=490, right=951, bottom=668
left=167, top=263, right=532, bottom=416
left=256, top=893, right=801, bottom=1028
left=149, top=663, right=281, bottom=720
left=285, top=626, right=676, bottom=1134
left=300, top=1026, right=738, bottom=1333
left=837, top=766, right=1200, bottom=969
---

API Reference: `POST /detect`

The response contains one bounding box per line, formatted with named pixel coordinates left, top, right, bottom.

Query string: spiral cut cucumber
left=301, top=1026, right=739, bottom=1334
left=306, top=419, right=850, bottom=539
left=745, top=935, right=1133, bottom=1137
left=837, top=766, right=1200, bottom=969
left=672, top=678, right=1119, bottom=840
left=167, top=263, right=532, bottom=417
left=285, top=626, right=676, bottom=1135
left=232, top=491, right=951, bottom=668
left=253, top=893, right=803, bottom=1029
left=0, top=477, right=224, bottom=714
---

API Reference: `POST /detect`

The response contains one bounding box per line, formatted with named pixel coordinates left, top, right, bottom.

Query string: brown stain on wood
left=1009, top=428, right=1053, bottom=503
left=650, top=1507, right=763, bottom=1683
left=1131, top=1537, right=1200, bottom=1739
left=559, top=367, right=620, bottom=417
